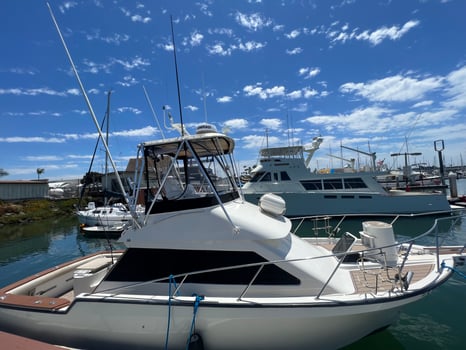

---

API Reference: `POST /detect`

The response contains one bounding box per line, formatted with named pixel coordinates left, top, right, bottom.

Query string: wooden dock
left=0, top=331, right=67, bottom=349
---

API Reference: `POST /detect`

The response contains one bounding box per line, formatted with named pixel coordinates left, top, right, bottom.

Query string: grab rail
left=97, top=215, right=465, bottom=301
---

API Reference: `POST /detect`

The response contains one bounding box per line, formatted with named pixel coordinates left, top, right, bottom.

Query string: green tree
left=36, top=168, right=45, bottom=180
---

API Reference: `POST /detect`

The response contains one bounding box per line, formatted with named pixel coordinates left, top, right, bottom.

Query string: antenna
left=202, top=73, right=208, bottom=123
left=170, top=15, right=184, bottom=136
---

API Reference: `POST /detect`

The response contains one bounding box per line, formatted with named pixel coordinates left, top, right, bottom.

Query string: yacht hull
left=0, top=293, right=424, bottom=350
left=244, top=191, right=453, bottom=217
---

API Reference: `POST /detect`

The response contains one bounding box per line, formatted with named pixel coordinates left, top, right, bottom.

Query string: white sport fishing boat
left=241, top=137, right=458, bottom=217
left=2, top=6, right=463, bottom=349
left=0, top=126, right=465, bottom=350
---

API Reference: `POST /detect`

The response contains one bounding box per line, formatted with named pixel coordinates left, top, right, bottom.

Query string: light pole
left=434, top=140, right=446, bottom=192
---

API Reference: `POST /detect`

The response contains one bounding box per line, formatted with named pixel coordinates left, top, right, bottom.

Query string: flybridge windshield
left=139, top=135, right=240, bottom=214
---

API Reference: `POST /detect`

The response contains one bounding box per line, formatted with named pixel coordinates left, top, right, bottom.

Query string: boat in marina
left=76, top=201, right=144, bottom=228
left=0, top=126, right=465, bottom=350
left=241, top=137, right=460, bottom=218
left=80, top=221, right=128, bottom=238
left=4, top=6, right=463, bottom=348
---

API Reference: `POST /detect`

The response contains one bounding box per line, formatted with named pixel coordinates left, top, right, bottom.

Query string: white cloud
left=286, top=47, right=303, bottom=55
left=287, top=90, right=302, bottom=99
left=0, top=136, right=66, bottom=143
left=340, top=74, right=443, bottom=102
left=206, top=42, right=232, bottom=56
left=243, top=83, right=286, bottom=99
left=260, top=118, right=282, bottom=130
left=117, top=107, right=143, bottom=115
left=217, top=96, right=232, bottom=103
left=59, top=1, right=77, bottom=14
left=241, top=134, right=280, bottom=149
left=329, top=20, right=420, bottom=46
left=189, top=31, right=204, bottom=46
left=223, top=118, right=248, bottom=130
left=235, top=12, right=272, bottom=31
left=299, top=67, right=320, bottom=79
left=185, top=105, right=199, bottom=111
left=285, top=29, right=300, bottom=39
left=0, top=88, right=67, bottom=97
left=443, top=65, right=466, bottom=109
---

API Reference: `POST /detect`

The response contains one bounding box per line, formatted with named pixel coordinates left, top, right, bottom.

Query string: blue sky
left=1, top=0, right=465, bottom=180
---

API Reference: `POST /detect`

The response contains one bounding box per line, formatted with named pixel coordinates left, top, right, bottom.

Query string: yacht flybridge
left=0, top=127, right=465, bottom=350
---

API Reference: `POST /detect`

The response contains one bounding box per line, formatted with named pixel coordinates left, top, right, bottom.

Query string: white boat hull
left=0, top=293, right=424, bottom=350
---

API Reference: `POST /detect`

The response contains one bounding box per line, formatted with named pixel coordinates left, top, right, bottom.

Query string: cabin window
left=300, top=180, right=322, bottom=190
left=273, top=173, right=279, bottom=181
left=343, top=178, right=367, bottom=189
left=280, top=171, right=291, bottom=181
left=249, top=171, right=265, bottom=182
left=260, top=172, right=272, bottom=182
left=105, top=248, right=300, bottom=285
left=323, top=179, right=343, bottom=190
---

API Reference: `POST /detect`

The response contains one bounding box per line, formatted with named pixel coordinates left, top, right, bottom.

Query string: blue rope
left=164, top=275, right=179, bottom=350
left=186, top=294, right=204, bottom=350
left=441, top=261, right=466, bottom=279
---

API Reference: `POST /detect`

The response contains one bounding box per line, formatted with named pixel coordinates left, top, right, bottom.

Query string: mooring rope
left=441, top=261, right=466, bottom=279
left=186, top=294, right=205, bottom=350
left=164, top=275, right=179, bottom=350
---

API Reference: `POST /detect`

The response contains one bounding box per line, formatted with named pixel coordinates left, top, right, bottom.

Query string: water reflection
left=0, top=216, right=123, bottom=287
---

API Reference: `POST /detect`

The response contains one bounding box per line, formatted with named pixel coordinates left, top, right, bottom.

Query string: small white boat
left=241, top=137, right=459, bottom=217
left=0, top=127, right=465, bottom=350
left=76, top=202, right=144, bottom=227
left=80, top=223, right=127, bottom=238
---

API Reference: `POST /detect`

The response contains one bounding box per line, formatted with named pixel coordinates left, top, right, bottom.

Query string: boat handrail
left=95, top=215, right=465, bottom=300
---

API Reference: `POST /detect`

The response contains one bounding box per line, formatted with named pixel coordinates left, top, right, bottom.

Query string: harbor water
left=1, top=180, right=465, bottom=349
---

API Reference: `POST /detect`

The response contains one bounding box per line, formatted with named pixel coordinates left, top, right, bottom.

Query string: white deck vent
left=259, top=193, right=286, bottom=216
left=360, top=221, right=398, bottom=267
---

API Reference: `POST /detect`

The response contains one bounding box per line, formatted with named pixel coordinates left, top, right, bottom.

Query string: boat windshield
left=137, top=133, right=240, bottom=214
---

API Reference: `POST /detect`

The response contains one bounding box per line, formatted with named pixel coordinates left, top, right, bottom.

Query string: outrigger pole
left=47, top=3, right=141, bottom=227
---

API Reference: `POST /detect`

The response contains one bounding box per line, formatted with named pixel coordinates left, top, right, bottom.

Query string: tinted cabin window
left=343, top=178, right=367, bottom=189
left=300, top=180, right=322, bottom=190
left=249, top=171, right=265, bottom=183
left=280, top=171, right=291, bottom=181
left=260, top=172, right=272, bottom=182
left=105, top=248, right=300, bottom=285
left=323, top=179, right=343, bottom=190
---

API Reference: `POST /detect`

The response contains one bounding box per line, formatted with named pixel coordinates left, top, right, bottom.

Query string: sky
left=1, top=0, right=466, bottom=181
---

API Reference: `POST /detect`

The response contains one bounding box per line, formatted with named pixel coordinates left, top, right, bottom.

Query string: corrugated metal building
left=0, top=180, right=49, bottom=200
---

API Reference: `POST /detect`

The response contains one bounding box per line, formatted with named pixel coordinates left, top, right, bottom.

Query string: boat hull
left=244, top=191, right=453, bottom=217
left=0, top=294, right=424, bottom=350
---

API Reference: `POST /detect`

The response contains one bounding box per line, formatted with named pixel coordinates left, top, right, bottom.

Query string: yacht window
left=249, top=171, right=265, bottom=183
left=323, top=179, right=343, bottom=190
left=300, top=180, right=322, bottom=190
left=273, top=173, right=279, bottom=181
left=343, top=178, right=367, bottom=189
left=280, top=171, right=291, bottom=181
left=105, top=248, right=300, bottom=285
left=260, top=172, right=272, bottom=182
